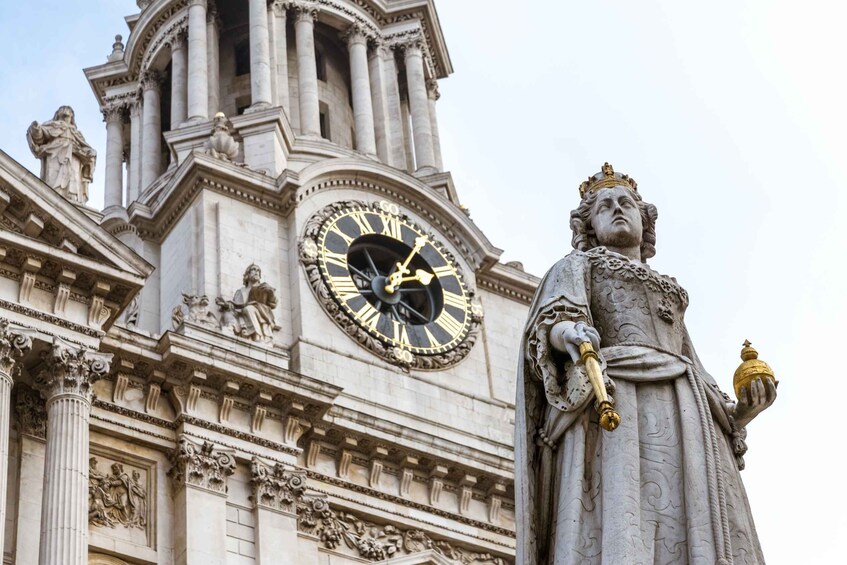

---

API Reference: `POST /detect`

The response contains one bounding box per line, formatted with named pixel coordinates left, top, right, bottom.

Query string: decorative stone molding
left=168, top=436, right=235, bottom=494
left=88, top=457, right=148, bottom=529
left=292, top=2, right=319, bottom=22
left=343, top=22, right=370, bottom=47
left=101, top=102, right=126, bottom=124
left=270, top=0, right=288, bottom=17
left=0, top=319, right=33, bottom=375
left=250, top=457, right=307, bottom=513
left=139, top=70, right=164, bottom=92
left=14, top=384, right=46, bottom=438
left=34, top=338, right=112, bottom=403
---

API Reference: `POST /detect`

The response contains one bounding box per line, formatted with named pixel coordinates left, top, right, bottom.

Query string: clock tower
left=1, top=1, right=537, bottom=563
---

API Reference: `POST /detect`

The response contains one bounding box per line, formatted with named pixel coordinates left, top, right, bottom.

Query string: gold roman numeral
left=391, top=320, right=411, bottom=346
left=324, top=250, right=348, bottom=269
left=349, top=211, right=375, bottom=236
left=330, top=276, right=360, bottom=300
left=432, top=265, right=454, bottom=279
left=435, top=310, right=465, bottom=338
left=355, top=302, right=382, bottom=329
left=442, top=290, right=466, bottom=310
left=329, top=225, right=354, bottom=245
left=422, top=325, right=439, bottom=348
left=380, top=215, right=403, bottom=240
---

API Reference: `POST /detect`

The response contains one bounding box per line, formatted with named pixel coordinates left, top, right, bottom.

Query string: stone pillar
left=13, top=385, right=46, bottom=565
left=187, top=0, right=209, bottom=122
left=382, top=48, right=406, bottom=168
left=368, top=42, right=390, bottom=163
left=128, top=97, right=142, bottom=203
left=402, top=39, right=436, bottom=173
left=0, top=321, right=33, bottom=558
left=248, top=0, right=273, bottom=110
left=207, top=2, right=221, bottom=114
left=346, top=24, right=377, bottom=156
left=294, top=4, right=320, bottom=136
left=140, top=71, right=163, bottom=191
left=170, top=32, right=189, bottom=127
left=427, top=79, right=443, bottom=171
left=250, top=457, right=305, bottom=565
left=102, top=103, right=125, bottom=211
left=170, top=436, right=235, bottom=565
left=270, top=1, right=290, bottom=113
left=35, top=338, right=112, bottom=565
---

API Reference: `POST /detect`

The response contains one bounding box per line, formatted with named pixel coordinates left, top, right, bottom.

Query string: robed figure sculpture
left=516, top=164, right=776, bottom=565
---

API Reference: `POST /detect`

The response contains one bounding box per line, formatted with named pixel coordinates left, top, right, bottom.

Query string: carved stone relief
left=14, top=384, right=46, bottom=438
left=88, top=457, right=147, bottom=530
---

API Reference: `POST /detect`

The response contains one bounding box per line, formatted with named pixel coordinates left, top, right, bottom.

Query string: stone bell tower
left=36, top=0, right=544, bottom=563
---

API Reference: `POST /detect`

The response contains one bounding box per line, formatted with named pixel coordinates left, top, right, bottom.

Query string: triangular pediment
left=0, top=150, right=152, bottom=331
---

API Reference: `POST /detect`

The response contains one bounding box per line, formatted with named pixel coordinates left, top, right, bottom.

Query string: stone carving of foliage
left=168, top=436, right=235, bottom=494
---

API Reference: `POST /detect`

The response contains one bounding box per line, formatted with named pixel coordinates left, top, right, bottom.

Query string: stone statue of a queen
left=516, top=164, right=776, bottom=565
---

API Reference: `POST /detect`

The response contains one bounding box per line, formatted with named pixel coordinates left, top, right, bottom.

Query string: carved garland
left=299, top=201, right=482, bottom=371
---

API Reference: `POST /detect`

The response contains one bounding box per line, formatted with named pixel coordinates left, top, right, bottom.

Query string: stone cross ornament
left=515, top=163, right=777, bottom=565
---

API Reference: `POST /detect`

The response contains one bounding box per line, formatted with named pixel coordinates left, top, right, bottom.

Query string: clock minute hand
left=385, top=236, right=428, bottom=293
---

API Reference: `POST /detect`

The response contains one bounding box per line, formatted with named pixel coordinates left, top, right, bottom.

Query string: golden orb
left=733, top=340, right=777, bottom=399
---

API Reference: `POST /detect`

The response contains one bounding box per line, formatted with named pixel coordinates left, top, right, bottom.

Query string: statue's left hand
left=733, top=377, right=777, bottom=428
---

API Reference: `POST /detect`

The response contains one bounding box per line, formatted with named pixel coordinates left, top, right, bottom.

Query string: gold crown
left=578, top=162, right=638, bottom=198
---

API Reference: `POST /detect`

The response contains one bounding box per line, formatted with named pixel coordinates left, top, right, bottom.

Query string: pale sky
left=0, top=1, right=844, bottom=562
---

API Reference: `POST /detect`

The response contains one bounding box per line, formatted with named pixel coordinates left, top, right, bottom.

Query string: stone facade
left=0, top=1, right=538, bottom=564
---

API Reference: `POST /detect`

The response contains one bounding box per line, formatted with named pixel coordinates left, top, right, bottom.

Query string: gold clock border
left=299, top=200, right=483, bottom=371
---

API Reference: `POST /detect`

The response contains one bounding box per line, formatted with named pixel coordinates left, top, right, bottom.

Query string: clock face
left=300, top=200, right=482, bottom=369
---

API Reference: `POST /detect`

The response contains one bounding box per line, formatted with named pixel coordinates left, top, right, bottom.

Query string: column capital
left=129, top=94, right=143, bottom=117
left=187, top=0, right=207, bottom=7
left=140, top=70, right=164, bottom=92
left=292, top=1, right=318, bottom=23
left=167, top=29, right=187, bottom=50
left=426, top=78, right=440, bottom=101
left=0, top=319, right=33, bottom=376
left=270, top=0, right=289, bottom=17
left=342, top=22, right=370, bottom=48
left=397, top=35, right=426, bottom=58
left=34, top=338, right=112, bottom=403
left=168, top=435, right=235, bottom=494
left=101, top=102, right=126, bottom=124
left=250, top=457, right=307, bottom=513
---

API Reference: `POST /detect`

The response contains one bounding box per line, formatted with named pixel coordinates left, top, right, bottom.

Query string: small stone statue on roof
left=27, top=106, right=97, bottom=205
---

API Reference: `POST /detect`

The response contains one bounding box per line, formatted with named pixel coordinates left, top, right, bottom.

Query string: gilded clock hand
left=385, top=236, right=428, bottom=293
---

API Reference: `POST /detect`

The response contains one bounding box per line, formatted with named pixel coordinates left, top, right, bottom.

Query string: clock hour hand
left=384, top=236, right=428, bottom=293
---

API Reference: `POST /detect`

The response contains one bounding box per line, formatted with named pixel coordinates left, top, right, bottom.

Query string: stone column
left=128, top=97, right=142, bottom=203
left=246, top=0, right=273, bottom=110
left=102, top=103, right=125, bottom=211
left=250, top=457, right=305, bottom=565
left=35, top=338, right=112, bottom=565
left=0, top=321, right=33, bottom=558
left=140, top=71, right=163, bottom=191
left=294, top=4, right=320, bottom=136
left=13, top=385, right=46, bottom=565
left=368, top=42, right=390, bottom=163
left=346, top=24, right=377, bottom=156
left=270, top=1, right=290, bottom=113
left=170, top=436, right=235, bottom=565
left=170, top=32, right=189, bottom=127
left=207, top=2, right=221, bottom=114
left=427, top=79, right=443, bottom=171
left=402, top=39, right=436, bottom=173
left=187, top=0, right=209, bottom=122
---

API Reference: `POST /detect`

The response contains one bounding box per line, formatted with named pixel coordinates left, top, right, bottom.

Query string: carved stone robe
left=516, top=248, right=763, bottom=565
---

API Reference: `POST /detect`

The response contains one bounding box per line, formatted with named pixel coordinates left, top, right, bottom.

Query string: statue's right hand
left=550, top=321, right=601, bottom=362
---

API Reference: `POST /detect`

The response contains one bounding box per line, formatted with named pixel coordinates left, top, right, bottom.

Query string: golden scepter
left=578, top=341, right=621, bottom=431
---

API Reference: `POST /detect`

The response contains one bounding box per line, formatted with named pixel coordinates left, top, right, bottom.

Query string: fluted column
left=248, top=0, right=273, bottom=110
left=187, top=0, right=209, bottom=122
left=102, top=103, right=125, bottom=211
left=346, top=24, right=377, bottom=156
left=427, top=79, right=443, bottom=171
left=207, top=2, right=221, bottom=114
left=0, top=321, right=33, bottom=558
left=140, top=71, right=163, bottom=191
left=35, top=338, right=112, bottom=565
left=402, top=39, right=436, bottom=172
left=294, top=4, right=320, bottom=136
left=128, top=97, right=142, bottom=203
left=270, top=1, right=290, bottom=113
left=170, top=32, right=188, bottom=127
left=368, top=42, right=390, bottom=163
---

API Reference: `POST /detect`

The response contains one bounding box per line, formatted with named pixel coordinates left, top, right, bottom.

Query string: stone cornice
left=476, top=262, right=539, bottom=306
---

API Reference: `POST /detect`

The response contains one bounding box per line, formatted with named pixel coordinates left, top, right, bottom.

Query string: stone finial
left=33, top=338, right=112, bottom=403
left=168, top=436, right=235, bottom=493
left=27, top=106, right=97, bottom=204
left=107, top=34, right=125, bottom=62
left=204, top=113, right=241, bottom=163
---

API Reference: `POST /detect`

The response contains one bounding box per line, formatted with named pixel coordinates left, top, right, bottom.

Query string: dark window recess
left=316, top=50, right=326, bottom=82
left=235, top=39, right=250, bottom=76
left=319, top=109, right=330, bottom=139
left=236, top=95, right=251, bottom=115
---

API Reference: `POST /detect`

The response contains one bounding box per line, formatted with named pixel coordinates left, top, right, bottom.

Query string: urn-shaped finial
left=733, top=340, right=776, bottom=398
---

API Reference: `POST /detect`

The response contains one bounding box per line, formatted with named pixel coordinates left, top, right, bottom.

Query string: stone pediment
left=0, top=150, right=152, bottom=336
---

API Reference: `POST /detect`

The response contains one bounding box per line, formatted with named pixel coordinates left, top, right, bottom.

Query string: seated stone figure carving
left=218, top=264, right=279, bottom=342
left=27, top=105, right=96, bottom=204
left=516, top=164, right=777, bottom=565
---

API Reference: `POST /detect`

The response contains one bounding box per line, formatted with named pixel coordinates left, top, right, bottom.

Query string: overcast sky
left=0, top=1, right=843, bottom=562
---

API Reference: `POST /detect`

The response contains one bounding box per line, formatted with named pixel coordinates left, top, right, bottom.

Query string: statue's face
left=590, top=186, right=643, bottom=249
left=57, top=108, right=73, bottom=124
left=247, top=267, right=261, bottom=283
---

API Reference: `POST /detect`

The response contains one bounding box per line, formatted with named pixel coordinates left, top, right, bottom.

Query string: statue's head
left=52, top=105, right=76, bottom=126
left=243, top=263, right=262, bottom=286
left=570, top=163, right=658, bottom=261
